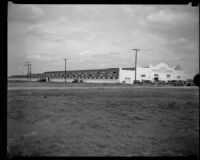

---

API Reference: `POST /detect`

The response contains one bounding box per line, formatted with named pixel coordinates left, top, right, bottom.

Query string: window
left=167, top=74, right=171, bottom=78
left=177, top=76, right=181, bottom=79
left=141, top=74, right=146, bottom=77
left=154, top=74, right=159, bottom=77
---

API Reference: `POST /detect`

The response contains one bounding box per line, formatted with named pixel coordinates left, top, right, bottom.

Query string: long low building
left=9, top=63, right=187, bottom=84
left=44, top=68, right=120, bottom=83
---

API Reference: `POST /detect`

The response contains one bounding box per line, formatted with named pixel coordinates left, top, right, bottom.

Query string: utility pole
left=64, top=58, right=67, bottom=83
left=25, top=61, right=31, bottom=82
left=25, top=62, right=28, bottom=81
left=30, top=62, right=31, bottom=81
left=132, top=49, right=140, bottom=84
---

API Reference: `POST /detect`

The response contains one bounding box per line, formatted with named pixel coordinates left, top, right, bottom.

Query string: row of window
left=46, top=73, right=118, bottom=77
left=49, top=76, right=118, bottom=80
left=140, top=74, right=181, bottom=79
left=45, top=71, right=118, bottom=77
left=11, top=75, right=44, bottom=78
left=11, top=75, right=119, bottom=79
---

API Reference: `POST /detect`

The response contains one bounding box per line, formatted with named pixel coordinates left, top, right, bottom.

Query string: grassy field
left=7, top=82, right=199, bottom=157
left=7, top=80, right=186, bottom=88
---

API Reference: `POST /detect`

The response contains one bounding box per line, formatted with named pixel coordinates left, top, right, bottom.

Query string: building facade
left=135, top=63, right=186, bottom=83
left=9, top=63, right=187, bottom=84
left=44, top=68, right=119, bottom=83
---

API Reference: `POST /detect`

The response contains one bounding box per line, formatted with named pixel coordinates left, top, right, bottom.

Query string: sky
left=8, top=3, right=199, bottom=78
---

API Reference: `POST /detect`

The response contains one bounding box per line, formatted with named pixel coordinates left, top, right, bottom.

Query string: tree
left=193, top=73, right=200, bottom=86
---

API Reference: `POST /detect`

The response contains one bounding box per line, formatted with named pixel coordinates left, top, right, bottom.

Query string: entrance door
left=154, top=77, right=159, bottom=82
left=154, top=74, right=159, bottom=82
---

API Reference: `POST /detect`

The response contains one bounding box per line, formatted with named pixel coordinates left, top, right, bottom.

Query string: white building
left=119, top=63, right=187, bottom=84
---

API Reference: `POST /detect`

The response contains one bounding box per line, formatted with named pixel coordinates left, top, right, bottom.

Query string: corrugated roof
left=122, top=68, right=135, bottom=70
left=44, top=68, right=119, bottom=73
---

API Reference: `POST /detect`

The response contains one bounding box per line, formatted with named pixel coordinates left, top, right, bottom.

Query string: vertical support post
left=25, top=61, right=31, bottom=82
left=64, top=58, right=66, bottom=83
left=132, top=49, right=140, bottom=84
left=30, top=63, right=31, bottom=82
left=27, top=63, right=29, bottom=82
left=135, top=50, right=137, bottom=83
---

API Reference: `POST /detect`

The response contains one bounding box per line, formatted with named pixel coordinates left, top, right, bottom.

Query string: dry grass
left=7, top=82, right=199, bottom=157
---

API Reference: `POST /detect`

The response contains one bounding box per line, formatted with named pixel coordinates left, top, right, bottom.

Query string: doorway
left=154, top=77, right=159, bottom=82
left=154, top=74, right=159, bottom=82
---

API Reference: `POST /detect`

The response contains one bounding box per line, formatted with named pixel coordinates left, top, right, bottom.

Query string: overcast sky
left=8, top=3, right=199, bottom=78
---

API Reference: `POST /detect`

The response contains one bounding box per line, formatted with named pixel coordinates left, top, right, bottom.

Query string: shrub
left=193, top=74, right=200, bottom=86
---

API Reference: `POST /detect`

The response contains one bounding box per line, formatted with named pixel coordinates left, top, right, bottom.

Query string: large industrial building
left=9, top=63, right=187, bottom=84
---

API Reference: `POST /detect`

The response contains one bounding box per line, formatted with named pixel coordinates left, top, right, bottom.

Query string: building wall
left=136, top=67, right=151, bottom=81
left=150, top=70, right=174, bottom=82
left=45, top=68, right=120, bottom=83
left=119, top=63, right=186, bottom=83
left=8, top=78, right=27, bottom=81
left=10, top=73, right=45, bottom=82
left=135, top=63, right=186, bottom=82
left=149, top=63, right=174, bottom=82
left=84, top=79, right=119, bottom=83
left=8, top=78, right=40, bottom=81
left=9, top=63, right=187, bottom=84
left=172, top=70, right=185, bottom=81
left=119, top=68, right=134, bottom=84
left=50, top=78, right=67, bottom=82
left=49, top=77, right=119, bottom=83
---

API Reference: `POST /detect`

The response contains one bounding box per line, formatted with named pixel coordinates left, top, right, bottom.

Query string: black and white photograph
left=7, top=2, right=199, bottom=157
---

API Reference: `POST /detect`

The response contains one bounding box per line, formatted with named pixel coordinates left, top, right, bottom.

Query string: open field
left=7, top=80, right=158, bottom=88
left=7, top=82, right=199, bottom=157
left=7, top=81, right=198, bottom=90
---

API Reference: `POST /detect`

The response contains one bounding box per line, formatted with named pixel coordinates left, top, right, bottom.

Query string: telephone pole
left=64, top=58, right=67, bottom=83
left=132, top=49, right=140, bottom=83
left=30, top=62, right=31, bottom=81
left=25, top=61, right=31, bottom=82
